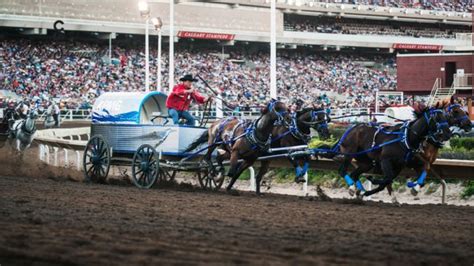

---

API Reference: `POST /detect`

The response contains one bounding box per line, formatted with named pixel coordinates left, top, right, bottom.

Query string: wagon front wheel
left=132, top=144, right=159, bottom=189
left=83, top=135, right=110, bottom=183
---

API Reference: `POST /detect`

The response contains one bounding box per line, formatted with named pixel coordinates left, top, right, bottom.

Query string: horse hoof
left=348, top=185, right=356, bottom=196
left=410, top=185, right=420, bottom=196
left=227, top=190, right=240, bottom=196
left=295, top=177, right=306, bottom=184
left=356, top=191, right=365, bottom=200
left=392, top=198, right=401, bottom=207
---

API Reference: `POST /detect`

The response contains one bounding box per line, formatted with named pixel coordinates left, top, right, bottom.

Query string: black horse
left=333, top=103, right=452, bottom=198
left=268, top=107, right=330, bottom=183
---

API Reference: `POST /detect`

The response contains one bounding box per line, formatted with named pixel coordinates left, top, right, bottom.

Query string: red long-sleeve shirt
left=165, top=83, right=206, bottom=111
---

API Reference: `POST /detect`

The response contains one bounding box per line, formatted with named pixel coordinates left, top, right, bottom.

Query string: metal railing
left=45, top=107, right=377, bottom=124
left=453, top=73, right=473, bottom=89
left=37, top=109, right=92, bottom=121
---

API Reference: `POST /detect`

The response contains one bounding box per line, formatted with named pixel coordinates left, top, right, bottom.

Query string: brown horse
left=185, top=99, right=290, bottom=195
left=403, top=100, right=472, bottom=195
left=333, top=103, right=451, bottom=198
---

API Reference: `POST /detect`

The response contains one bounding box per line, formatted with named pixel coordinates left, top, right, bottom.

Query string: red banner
left=177, top=31, right=235, bottom=41
left=392, top=43, right=443, bottom=51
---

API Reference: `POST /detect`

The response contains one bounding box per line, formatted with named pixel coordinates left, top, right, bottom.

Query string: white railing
left=43, top=108, right=375, bottom=124
left=453, top=73, right=473, bottom=89
left=456, top=33, right=473, bottom=45
left=37, top=109, right=92, bottom=121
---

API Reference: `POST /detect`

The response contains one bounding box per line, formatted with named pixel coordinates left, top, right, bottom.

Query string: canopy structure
left=379, top=106, right=416, bottom=124
left=92, top=91, right=168, bottom=124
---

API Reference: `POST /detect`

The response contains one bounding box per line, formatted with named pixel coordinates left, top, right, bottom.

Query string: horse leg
left=293, top=156, right=309, bottom=184
left=339, top=156, right=357, bottom=196
left=226, top=148, right=243, bottom=191
left=407, top=159, right=428, bottom=196
left=386, top=184, right=400, bottom=205
left=204, top=145, right=216, bottom=174
left=226, top=159, right=252, bottom=194
left=349, top=160, right=373, bottom=197
left=363, top=159, right=399, bottom=198
left=255, top=160, right=270, bottom=195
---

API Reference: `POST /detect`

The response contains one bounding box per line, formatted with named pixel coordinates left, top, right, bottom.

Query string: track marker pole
left=249, top=167, right=256, bottom=191
left=303, top=172, right=308, bottom=196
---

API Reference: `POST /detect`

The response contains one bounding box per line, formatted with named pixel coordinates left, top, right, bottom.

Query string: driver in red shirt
left=166, top=74, right=211, bottom=126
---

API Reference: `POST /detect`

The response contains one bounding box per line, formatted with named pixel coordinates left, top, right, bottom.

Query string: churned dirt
left=0, top=172, right=473, bottom=265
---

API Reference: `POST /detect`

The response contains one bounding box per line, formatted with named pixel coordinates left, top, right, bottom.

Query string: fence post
left=39, top=144, right=44, bottom=161
left=248, top=166, right=256, bottom=191
left=53, top=147, right=59, bottom=167
left=63, top=148, right=68, bottom=167
left=440, top=179, right=447, bottom=204
left=76, top=150, right=81, bottom=171
left=45, top=145, right=50, bottom=164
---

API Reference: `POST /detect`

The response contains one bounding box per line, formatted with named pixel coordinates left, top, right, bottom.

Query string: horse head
left=417, top=102, right=451, bottom=143
left=262, top=99, right=290, bottom=125
left=447, top=99, right=472, bottom=132
left=297, top=106, right=330, bottom=140
left=23, top=110, right=38, bottom=134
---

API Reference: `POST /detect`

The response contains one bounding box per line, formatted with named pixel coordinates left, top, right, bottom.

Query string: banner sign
left=177, top=31, right=235, bottom=41
left=392, top=43, right=443, bottom=51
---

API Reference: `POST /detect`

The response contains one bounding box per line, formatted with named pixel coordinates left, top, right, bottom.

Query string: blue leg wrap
left=407, top=170, right=427, bottom=188
left=295, top=162, right=309, bottom=177
left=416, top=170, right=427, bottom=186
left=355, top=180, right=365, bottom=191
left=344, top=174, right=354, bottom=186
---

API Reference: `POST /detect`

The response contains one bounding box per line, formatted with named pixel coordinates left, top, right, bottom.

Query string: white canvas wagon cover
left=92, top=91, right=168, bottom=124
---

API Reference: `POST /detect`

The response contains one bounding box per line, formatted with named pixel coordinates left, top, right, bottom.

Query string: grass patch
left=461, top=181, right=474, bottom=199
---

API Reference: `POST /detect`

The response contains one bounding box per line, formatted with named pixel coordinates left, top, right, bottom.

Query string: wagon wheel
left=83, top=135, right=110, bottom=183
left=132, top=144, right=159, bottom=189
left=197, top=166, right=225, bottom=191
left=158, top=168, right=176, bottom=183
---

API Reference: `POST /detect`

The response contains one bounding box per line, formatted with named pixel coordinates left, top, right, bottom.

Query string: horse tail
left=184, top=130, right=209, bottom=152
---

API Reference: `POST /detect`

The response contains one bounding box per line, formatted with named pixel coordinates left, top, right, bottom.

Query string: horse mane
left=413, top=100, right=450, bottom=118
left=412, top=102, right=429, bottom=118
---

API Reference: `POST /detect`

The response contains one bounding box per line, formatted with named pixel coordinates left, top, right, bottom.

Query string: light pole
left=169, top=0, right=175, bottom=93
left=139, top=1, right=151, bottom=92
left=270, top=0, right=277, bottom=99
left=151, top=17, right=163, bottom=92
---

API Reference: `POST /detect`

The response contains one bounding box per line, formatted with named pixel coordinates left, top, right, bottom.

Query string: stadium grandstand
left=0, top=0, right=472, bottom=112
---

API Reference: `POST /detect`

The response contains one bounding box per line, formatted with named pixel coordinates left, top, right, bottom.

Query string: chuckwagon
left=83, top=91, right=224, bottom=190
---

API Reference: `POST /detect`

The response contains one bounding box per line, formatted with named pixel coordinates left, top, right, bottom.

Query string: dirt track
left=0, top=175, right=473, bottom=265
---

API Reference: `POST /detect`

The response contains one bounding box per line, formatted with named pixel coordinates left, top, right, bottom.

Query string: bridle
left=447, top=104, right=470, bottom=125
left=267, top=100, right=289, bottom=126
left=422, top=108, right=450, bottom=143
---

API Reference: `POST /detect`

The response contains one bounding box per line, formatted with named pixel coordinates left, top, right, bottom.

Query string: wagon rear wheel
left=132, top=144, right=159, bottom=189
left=83, top=135, right=110, bottom=183
left=197, top=167, right=225, bottom=191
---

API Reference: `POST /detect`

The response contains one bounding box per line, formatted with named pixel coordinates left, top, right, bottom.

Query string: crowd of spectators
left=284, top=15, right=472, bottom=39
left=0, top=38, right=397, bottom=111
left=314, top=0, right=473, bottom=13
